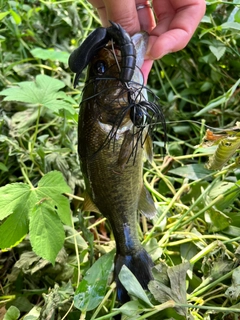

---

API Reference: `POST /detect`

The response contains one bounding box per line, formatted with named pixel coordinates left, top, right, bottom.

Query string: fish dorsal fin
left=144, top=133, right=153, bottom=163
left=82, top=192, right=101, bottom=214
left=138, top=185, right=157, bottom=219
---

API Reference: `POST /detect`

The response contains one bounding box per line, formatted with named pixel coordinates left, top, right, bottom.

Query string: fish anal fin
left=138, top=185, right=157, bottom=219
left=82, top=192, right=101, bottom=214
left=144, top=133, right=153, bottom=163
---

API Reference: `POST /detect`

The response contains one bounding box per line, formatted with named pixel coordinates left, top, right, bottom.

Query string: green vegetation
left=0, top=0, right=240, bottom=319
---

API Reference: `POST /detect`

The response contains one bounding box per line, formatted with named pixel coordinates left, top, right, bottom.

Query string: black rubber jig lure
left=68, top=21, right=136, bottom=87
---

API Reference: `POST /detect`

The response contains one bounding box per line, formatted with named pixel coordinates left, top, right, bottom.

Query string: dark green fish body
left=78, top=39, right=157, bottom=302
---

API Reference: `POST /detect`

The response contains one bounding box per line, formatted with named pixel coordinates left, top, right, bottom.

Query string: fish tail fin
left=115, top=249, right=154, bottom=303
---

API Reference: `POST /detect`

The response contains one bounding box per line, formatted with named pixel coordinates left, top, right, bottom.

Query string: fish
left=69, top=23, right=165, bottom=303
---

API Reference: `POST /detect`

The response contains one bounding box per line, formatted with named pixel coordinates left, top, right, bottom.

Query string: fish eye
left=94, top=60, right=106, bottom=75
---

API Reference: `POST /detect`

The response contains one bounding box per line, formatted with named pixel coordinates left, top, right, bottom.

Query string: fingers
left=88, top=0, right=141, bottom=34
left=146, top=0, right=206, bottom=59
left=141, top=59, right=154, bottom=84
left=88, top=0, right=107, bottom=26
left=135, top=1, right=156, bottom=33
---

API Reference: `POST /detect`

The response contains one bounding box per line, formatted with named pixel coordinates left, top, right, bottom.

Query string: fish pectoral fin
left=144, top=133, right=153, bottom=163
left=138, top=185, right=157, bottom=219
left=117, top=131, right=134, bottom=169
left=82, top=192, right=101, bottom=214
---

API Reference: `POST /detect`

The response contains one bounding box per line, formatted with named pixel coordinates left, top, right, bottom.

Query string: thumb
left=103, top=0, right=140, bottom=35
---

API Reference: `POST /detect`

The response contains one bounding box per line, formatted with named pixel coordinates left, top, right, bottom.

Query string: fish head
left=84, top=45, right=132, bottom=128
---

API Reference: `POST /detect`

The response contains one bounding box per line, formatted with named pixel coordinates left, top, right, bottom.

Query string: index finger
left=146, top=0, right=206, bottom=59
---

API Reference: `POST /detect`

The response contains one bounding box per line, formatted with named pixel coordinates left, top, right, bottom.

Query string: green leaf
left=64, top=225, right=88, bottom=250
left=221, top=21, right=240, bottom=31
left=0, top=171, right=71, bottom=262
left=149, top=262, right=191, bottom=317
left=118, top=265, right=153, bottom=306
left=225, top=267, right=240, bottom=301
left=0, top=74, right=76, bottom=114
left=0, top=11, right=9, bottom=21
left=0, top=162, right=8, bottom=172
left=74, top=250, right=115, bottom=312
left=208, top=180, right=240, bottom=211
left=195, top=79, right=240, bottom=116
left=169, top=164, right=212, bottom=180
left=36, top=171, right=72, bottom=226
left=29, top=203, right=65, bottom=264
left=209, top=45, right=226, bottom=61
left=3, top=305, right=20, bottom=320
left=0, top=183, right=31, bottom=220
left=205, top=207, right=231, bottom=232
left=10, top=10, right=21, bottom=25
left=118, top=301, right=146, bottom=317
left=235, top=9, right=240, bottom=23
left=22, top=306, right=41, bottom=320
left=31, top=48, right=69, bottom=64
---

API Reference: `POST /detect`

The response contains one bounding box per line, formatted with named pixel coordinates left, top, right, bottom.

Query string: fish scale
left=69, top=24, right=162, bottom=303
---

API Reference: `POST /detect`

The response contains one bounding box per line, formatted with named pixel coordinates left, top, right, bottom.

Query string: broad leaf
left=29, top=204, right=65, bottom=264
left=0, top=171, right=72, bottom=263
left=31, top=48, right=69, bottom=64
left=119, top=265, right=153, bottom=306
left=169, top=164, right=212, bottom=180
left=0, top=183, right=32, bottom=220
left=118, top=301, right=147, bottom=317
left=3, top=306, right=20, bottom=320
left=0, top=74, right=76, bottom=114
left=35, top=171, right=72, bottom=226
left=205, top=207, right=231, bottom=232
left=74, top=250, right=115, bottom=312
left=209, top=45, right=226, bottom=61
left=149, top=262, right=191, bottom=318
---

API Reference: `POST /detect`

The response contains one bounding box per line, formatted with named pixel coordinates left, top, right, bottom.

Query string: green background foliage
left=0, top=0, right=240, bottom=319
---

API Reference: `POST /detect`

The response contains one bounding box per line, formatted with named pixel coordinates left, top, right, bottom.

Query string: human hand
left=87, top=0, right=206, bottom=83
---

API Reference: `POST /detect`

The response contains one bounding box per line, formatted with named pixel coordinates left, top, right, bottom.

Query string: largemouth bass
left=69, top=23, right=165, bottom=303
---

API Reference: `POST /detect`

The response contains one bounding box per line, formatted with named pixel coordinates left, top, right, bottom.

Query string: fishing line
left=153, top=119, right=237, bottom=132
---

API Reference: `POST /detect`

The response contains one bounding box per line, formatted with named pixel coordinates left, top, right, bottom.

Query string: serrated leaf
left=169, top=164, right=212, bottom=180
left=0, top=171, right=71, bottom=261
left=0, top=185, right=38, bottom=249
left=0, top=183, right=31, bottom=220
left=0, top=74, right=76, bottom=114
left=29, top=203, right=65, bottom=264
left=37, top=171, right=72, bottom=225
left=31, top=48, right=69, bottom=63
left=118, top=265, right=153, bottom=306
left=74, top=250, right=115, bottom=312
